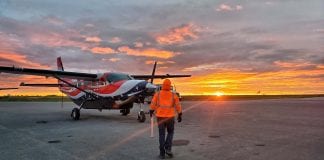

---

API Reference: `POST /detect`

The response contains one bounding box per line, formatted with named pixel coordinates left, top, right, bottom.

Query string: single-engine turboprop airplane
left=0, top=57, right=190, bottom=122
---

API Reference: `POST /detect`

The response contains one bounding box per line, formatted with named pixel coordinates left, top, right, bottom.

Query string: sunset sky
left=0, top=0, right=324, bottom=96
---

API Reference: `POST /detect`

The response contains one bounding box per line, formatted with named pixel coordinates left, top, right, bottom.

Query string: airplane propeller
left=145, top=61, right=158, bottom=93
left=150, top=61, right=157, bottom=84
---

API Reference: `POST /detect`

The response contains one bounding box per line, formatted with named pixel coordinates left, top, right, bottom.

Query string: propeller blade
left=150, top=61, right=157, bottom=83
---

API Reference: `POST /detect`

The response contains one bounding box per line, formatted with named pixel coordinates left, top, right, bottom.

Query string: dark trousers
left=157, top=117, right=175, bottom=155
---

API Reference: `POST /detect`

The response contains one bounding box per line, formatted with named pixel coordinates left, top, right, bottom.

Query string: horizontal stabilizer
left=0, top=87, right=18, bottom=90
left=20, top=82, right=60, bottom=87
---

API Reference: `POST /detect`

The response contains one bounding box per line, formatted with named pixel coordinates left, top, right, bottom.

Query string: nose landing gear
left=137, top=111, right=146, bottom=122
left=137, top=103, right=146, bottom=122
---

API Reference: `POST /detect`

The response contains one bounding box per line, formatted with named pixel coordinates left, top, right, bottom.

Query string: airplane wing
left=131, top=74, right=191, bottom=80
left=20, top=82, right=60, bottom=87
left=131, top=61, right=191, bottom=81
left=0, top=87, right=18, bottom=90
left=0, top=66, right=98, bottom=81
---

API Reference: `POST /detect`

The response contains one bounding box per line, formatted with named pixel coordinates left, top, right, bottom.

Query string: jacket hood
left=162, top=79, right=171, bottom=91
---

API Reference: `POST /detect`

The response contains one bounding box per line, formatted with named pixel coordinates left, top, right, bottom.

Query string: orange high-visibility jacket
left=150, top=80, right=182, bottom=118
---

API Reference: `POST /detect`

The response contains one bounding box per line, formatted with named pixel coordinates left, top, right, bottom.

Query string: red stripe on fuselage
left=67, top=88, right=82, bottom=97
left=60, top=86, right=84, bottom=97
left=58, top=80, right=127, bottom=96
left=94, top=80, right=126, bottom=94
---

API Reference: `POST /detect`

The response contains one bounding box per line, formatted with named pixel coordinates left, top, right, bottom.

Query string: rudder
left=57, top=57, right=64, bottom=71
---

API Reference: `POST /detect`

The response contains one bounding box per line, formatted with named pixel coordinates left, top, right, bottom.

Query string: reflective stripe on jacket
left=150, top=90, right=182, bottom=118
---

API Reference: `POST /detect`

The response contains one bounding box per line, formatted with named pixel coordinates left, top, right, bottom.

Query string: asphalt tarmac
left=0, top=98, right=324, bottom=160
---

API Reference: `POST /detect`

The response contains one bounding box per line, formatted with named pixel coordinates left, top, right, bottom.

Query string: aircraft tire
left=71, top=108, right=80, bottom=120
left=121, top=108, right=130, bottom=116
left=137, top=111, right=146, bottom=123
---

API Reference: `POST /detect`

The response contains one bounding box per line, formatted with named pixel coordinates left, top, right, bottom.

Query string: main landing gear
left=71, top=107, right=80, bottom=120
left=71, top=101, right=86, bottom=120
left=120, top=108, right=130, bottom=116
left=70, top=101, right=146, bottom=122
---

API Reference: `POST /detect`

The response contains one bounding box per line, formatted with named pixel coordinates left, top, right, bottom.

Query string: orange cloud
left=109, top=37, right=121, bottom=43
left=274, top=60, right=314, bottom=68
left=155, top=23, right=199, bottom=45
left=134, top=42, right=143, bottom=48
left=118, top=46, right=175, bottom=59
left=109, top=58, right=120, bottom=62
left=183, top=63, right=221, bottom=72
left=91, top=47, right=115, bottom=54
left=216, top=4, right=243, bottom=12
left=216, top=4, right=233, bottom=11
left=0, top=52, right=48, bottom=68
left=85, top=36, right=102, bottom=43
left=318, top=65, right=324, bottom=69
left=29, top=31, right=90, bottom=51
left=145, top=60, right=175, bottom=65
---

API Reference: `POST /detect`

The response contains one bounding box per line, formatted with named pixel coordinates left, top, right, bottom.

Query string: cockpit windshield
left=106, top=73, right=132, bottom=83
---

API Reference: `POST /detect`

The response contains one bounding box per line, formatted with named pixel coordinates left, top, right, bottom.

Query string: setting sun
left=213, top=91, right=224, bottom=97
left=1, top=0, right=324, bottom=97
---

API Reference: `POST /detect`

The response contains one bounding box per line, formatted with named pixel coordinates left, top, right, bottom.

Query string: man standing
left=150, top=79, right=182, bottom=159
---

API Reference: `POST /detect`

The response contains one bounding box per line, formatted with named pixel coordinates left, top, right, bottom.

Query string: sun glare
left=214, top=91, right=224, bottom=97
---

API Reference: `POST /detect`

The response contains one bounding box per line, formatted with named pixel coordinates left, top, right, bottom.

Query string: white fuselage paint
left=61, top=80, right=145, bottom=100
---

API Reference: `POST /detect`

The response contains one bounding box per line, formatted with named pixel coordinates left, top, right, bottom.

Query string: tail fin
left=57, top=57, right=64, bottom=71
left=56, top=57, right=64, bottom=87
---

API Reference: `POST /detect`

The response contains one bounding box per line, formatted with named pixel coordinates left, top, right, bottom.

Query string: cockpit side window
left=106, top=73, right=132, bottom=83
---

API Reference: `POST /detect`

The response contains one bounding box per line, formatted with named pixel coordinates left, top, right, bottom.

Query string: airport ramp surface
left=0, top=98, right=324, bottom=160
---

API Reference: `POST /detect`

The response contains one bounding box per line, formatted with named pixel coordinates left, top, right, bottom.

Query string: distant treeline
left=0, top=95, right=323, bottom=102
left=0, top=95, right=71, bottom=102
left=181, top=94, right=324, bottom=101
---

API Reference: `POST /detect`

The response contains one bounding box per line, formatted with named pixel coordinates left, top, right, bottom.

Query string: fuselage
left=58, top=72, right=155, bottom=109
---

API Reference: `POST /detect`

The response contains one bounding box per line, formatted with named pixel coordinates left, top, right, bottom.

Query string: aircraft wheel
left=71, top=108, right=80, bottom=120
left=137, top=111, right=146, bottom=123
left=121, top=108, right=130, bottom=116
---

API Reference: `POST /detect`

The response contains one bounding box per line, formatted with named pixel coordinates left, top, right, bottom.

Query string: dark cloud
left=240, top=27, right=267, bottom=34
left=0, top=0, right=323, bottom=80
left=253, top=49, right=304, bottom=62
left=0, top=0, right=324, bottom=95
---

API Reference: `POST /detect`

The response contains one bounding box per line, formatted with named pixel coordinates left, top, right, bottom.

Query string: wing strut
left=54, top=76, right=99, bottom=99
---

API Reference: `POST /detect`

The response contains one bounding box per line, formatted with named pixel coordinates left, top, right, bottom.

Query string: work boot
left=158, top=154, right=165, bottom=159
left=165, top=150, right=173, bottom=158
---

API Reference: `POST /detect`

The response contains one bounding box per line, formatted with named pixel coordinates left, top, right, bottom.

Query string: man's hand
left=149, top=110, right=154, bottom=117
left=177, top=113, right=182, bottom=123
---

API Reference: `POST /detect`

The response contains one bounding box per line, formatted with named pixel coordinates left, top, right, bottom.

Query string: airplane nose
left=145, top=82, right=157, bottom=92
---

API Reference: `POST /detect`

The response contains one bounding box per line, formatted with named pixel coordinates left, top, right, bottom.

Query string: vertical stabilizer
left=57, top=57, right=64, bottom=71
